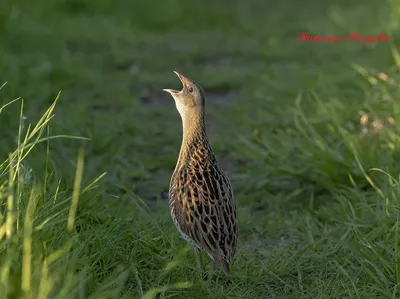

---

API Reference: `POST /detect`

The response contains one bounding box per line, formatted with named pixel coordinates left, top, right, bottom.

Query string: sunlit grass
left=1, top=70, right=400, bottom=298
left=0, top=97, right=195, bottom=298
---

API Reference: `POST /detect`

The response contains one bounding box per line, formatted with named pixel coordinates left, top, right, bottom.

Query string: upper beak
left=173, top=71, right=186, bottom=83
left=162, top=71, right=187, bottom=94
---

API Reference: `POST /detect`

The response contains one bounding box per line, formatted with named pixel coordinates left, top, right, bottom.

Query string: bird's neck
left=176, top=111, right=213, bottom=166
left=182, top=111, right=206, bottom=141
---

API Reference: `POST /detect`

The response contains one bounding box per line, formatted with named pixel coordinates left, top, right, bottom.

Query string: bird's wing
left=169, top=163, right=238, bottom=270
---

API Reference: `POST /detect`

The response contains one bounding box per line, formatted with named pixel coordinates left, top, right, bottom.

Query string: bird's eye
left=188, top=86, right=193, bottom=93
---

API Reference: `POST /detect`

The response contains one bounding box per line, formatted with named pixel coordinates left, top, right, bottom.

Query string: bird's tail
left=214, top=255, right=231, bottom=274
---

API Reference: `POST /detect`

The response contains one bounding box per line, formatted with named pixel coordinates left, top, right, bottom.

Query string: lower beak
left=162, top=88, right=179, bottom=94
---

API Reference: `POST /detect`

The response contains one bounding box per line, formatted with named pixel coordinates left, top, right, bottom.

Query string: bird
left=163, top=71, right=238, bottom=274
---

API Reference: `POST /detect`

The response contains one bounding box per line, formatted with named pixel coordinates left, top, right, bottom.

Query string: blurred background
left=1, top=0, right=400, bottom=298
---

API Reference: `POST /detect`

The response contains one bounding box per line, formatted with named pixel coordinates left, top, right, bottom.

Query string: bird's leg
left=194, top=247, right=201, bottom=270
left=210, top=260, right=214, bottom=273
left=207, top=258, right=215, bottom=280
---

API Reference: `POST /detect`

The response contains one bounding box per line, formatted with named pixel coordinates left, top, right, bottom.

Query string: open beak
left=162, top=71, right=187, bottom=94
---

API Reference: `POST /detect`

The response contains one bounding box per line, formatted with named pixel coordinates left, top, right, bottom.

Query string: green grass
left=1, top=0, right=400, bottom=298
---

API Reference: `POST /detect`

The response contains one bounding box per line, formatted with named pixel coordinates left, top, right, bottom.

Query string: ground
left=1, top=0, right=400, bottom=298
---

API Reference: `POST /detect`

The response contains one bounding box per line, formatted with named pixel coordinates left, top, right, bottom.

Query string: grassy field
left=1, top=0, right=400, bottom=298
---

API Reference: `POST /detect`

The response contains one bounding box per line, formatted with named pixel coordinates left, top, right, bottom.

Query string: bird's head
left=163, top=71, right=205, bottom=118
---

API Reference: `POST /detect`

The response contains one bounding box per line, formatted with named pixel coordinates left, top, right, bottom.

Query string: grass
left=1, top=0, right=400, bottom=298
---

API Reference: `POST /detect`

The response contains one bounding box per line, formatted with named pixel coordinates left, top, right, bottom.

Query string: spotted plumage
left=163, top=71, right=238, bottom=274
